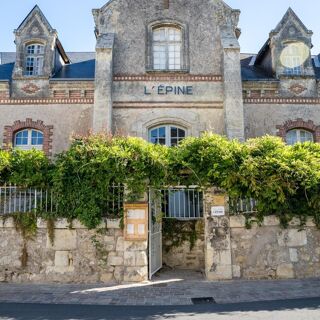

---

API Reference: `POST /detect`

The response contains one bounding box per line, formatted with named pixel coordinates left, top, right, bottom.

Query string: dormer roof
left=255, top=8, right=312, bottom=66
left=270, top=7, right=312, bottom=37
left=15, top=5, right=55, bottom=35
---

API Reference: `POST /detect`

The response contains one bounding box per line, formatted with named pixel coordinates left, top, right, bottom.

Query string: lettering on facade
left=144, top=85, right=193, bottom=95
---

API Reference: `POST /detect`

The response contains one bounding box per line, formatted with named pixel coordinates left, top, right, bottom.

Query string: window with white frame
left=25, top=44, right=44, bottom=76
left=282, top=44, right=303, bottom=76
left=286, top=129, right=314, bottom=145
left=153, top=27, right=182, bottom=70
left=149, top=125, right=186, bottom=146
left=14, top=129, right=44, bottom=150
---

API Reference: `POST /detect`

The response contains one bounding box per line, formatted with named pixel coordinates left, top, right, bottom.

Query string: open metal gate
left=148, top=189, right=162, bottom=279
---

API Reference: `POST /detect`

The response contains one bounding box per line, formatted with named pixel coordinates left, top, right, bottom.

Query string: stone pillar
left=123, top=194, right=149, bottom=283
left=123, top=240, right=148, bottom=282
left=204, top=188, right=233, bottom=280
left=93, top=33, right=115, bottom=133
left=220, top=26, right=245, bottom=141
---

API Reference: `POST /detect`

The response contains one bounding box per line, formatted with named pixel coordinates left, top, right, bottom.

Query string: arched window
left=149, top=125, right=186, bottom=146
left=25, top=43, right=45, bottom=76
left=286, top=129, right=314, bottom=145
left=14, top=129, right=44, bottom=150
left=152, top=26, right=182, bottom=70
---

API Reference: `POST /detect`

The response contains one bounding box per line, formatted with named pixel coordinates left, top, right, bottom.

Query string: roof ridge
left=15, top=5, right=54, bottom=34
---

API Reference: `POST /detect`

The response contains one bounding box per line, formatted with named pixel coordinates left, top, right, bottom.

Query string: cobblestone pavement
left=1, top=270, right=320, bottom=306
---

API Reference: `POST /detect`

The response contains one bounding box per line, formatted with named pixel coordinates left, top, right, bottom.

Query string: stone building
left=1, top=0, right=320, bottom=283
left=1, top=1, right=319, bottom=155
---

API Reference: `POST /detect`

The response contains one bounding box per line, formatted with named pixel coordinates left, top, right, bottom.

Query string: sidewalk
left=1, top=269, right=320, bottom=306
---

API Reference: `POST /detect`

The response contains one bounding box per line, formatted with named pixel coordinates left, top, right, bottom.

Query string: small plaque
left=211, top=206, right=225, bottom=217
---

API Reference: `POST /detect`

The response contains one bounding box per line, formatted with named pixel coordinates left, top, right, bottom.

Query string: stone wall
left=204, top=190, right=320, bottom=281
left=0, top=218, right=148, bottom=284
left=230, top=216, right=320, bottom=280
left=162, top=220, right=205, bottom=270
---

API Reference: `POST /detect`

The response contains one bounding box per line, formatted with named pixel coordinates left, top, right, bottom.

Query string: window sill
left=13, top=76, right=48, bottom=81
left=146, top=69, right=189, bottom=74
left=279, top=74, right=313, bottom=79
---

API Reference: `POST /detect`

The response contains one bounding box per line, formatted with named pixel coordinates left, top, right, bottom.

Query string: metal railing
left=104, top=183, right=124, bottom=217
left=229, top=197, right=258, bottom=215
left=0, top=183, right=125, bottom=217
left=0, top=184, right=56, bottom=215
left=161, top=188, right=204, bottom=220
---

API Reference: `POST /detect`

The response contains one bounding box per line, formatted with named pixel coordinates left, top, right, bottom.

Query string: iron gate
left=148, top=189, right=163, bottom=280
left=148, top=187, right=204, bottom=279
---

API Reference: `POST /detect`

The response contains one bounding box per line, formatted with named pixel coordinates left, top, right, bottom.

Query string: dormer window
left=283, top=45, right=302, bottom=75
left=25, top=44, right=44, bottom=76
left=280, top=42, right=309, bottom=76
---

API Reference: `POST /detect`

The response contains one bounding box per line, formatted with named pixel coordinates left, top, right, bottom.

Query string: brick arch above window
left=3, top=118, right=53, bottom=156
left=276, top=118, right=320, bottom=143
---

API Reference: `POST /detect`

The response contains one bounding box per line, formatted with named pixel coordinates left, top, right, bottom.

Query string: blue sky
left=0, top=0, right=318, bottom=54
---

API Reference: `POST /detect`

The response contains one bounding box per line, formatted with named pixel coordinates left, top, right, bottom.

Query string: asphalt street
left=0, top=297, right=320, bottom=320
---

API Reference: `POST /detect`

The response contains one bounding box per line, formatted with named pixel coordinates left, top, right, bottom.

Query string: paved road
left=0, top=298, right=320, bottom=320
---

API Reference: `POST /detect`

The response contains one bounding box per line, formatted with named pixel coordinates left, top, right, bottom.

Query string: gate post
left=204, top=188, right=233, bottom=280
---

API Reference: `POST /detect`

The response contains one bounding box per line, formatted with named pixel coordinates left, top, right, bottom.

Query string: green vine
left=11, top=212, right=37, bottom=240
left=162, top=219, right=204, bottom=253
left=10, top=212, right=37, bottom=269
left=2, top=133, right=320, bottom=230
left=46, top=217, right=56, bottom=246
left=91, top=233, right=109, bottom=266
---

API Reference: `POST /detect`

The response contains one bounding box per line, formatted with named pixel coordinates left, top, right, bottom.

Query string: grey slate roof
left=0, top=52, right=96, bottom=81
left=0, top=63, right=14, bottom=81
left=241, top=55, right=275, bottom=81
left=1, top=51, right=320, bottom=82
left=52, top=59, right=95, bottom=80
left=241, top=54, right=320, bottom=81
left=0, top=52, right=95, bottom=64
left=312, top=56, right=320, bottom=79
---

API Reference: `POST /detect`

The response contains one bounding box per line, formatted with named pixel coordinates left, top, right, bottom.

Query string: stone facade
left=1, top=2, right=320, bottom=152
left=0, top=218, right=148, bottom=283
left=203, top=190, right=320, bottom=280
left=1, top=0, right=320, bottom=283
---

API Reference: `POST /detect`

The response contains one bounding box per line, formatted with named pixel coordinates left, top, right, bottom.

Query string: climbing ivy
left=9, top=212, right=37, bottom=268
left=1, top=133, right=320, bottom=229
left=51, top=134, right=169, bottom=228
left=162, top=219, right=204, bottom=252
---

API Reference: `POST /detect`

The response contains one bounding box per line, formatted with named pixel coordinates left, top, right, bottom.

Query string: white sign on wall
left=211, top=206, right=225, bottom=217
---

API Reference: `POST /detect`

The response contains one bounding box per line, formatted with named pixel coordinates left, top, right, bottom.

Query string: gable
left=271, top=7, right=312, bottom=37
left=94, top=0, right=240, bottom=36
left=15, top=5, right=55, bottom=36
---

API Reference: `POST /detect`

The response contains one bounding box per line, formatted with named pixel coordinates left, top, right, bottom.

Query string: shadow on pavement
left=0, top=297, right=320, bottom=320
